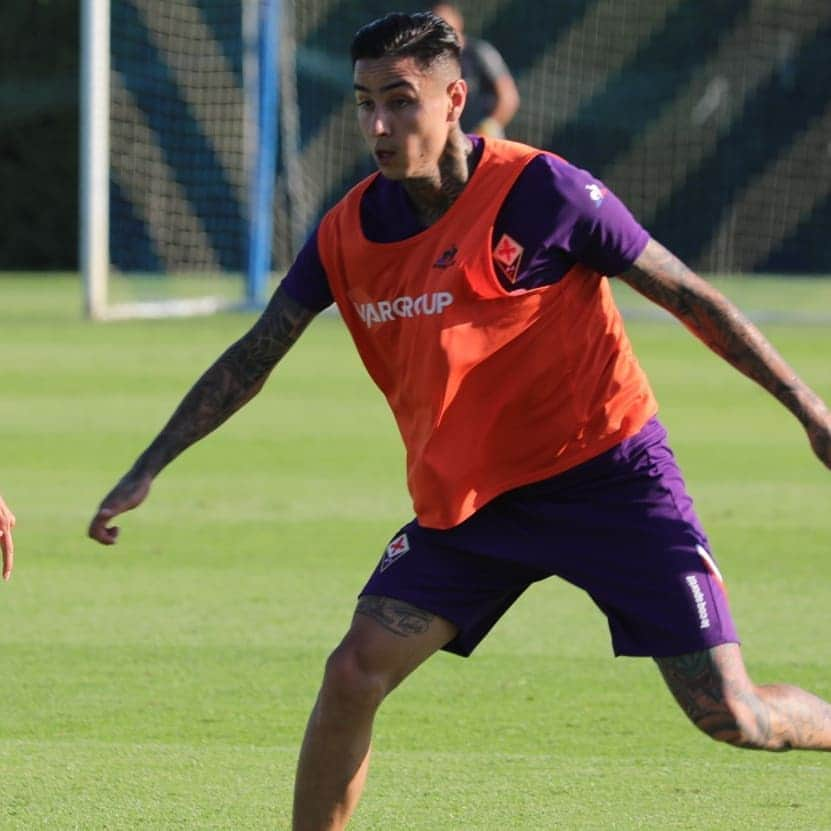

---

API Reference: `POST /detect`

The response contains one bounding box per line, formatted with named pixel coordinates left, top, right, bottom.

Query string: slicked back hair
left=350, top=12, right=461, bottom=72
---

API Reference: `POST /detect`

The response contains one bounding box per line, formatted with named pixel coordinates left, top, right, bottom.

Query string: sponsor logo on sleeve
left=585, top=183, right=608, bottom=207
left=493, top=233, right=524, bottom=284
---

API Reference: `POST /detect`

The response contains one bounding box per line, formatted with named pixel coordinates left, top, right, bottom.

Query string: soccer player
left=88, top=12, right=831, bottom=831
left=0, top=492, right=15, bottom=582
left=431, top=2, right=519, bottom=138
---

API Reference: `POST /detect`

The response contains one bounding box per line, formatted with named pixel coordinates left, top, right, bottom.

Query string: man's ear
left=447, top=77, right=467, bottom=123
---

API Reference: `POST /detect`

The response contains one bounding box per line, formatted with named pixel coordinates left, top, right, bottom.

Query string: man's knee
left=656, top=646, right=788, bottom=752
left=318, top=642, right=391, bottom=717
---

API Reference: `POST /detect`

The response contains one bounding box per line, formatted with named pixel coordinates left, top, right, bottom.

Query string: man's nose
left=371, top=111, right=391, bottom=136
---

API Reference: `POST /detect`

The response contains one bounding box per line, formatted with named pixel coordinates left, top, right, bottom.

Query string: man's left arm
left=620, top=237, right=831, bottom=469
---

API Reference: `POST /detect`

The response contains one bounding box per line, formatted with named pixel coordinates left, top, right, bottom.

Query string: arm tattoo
left=135, top=287, right=317, bottom=475
left=356, top=595, right=435, bottom=637
left=621, top=239, right=829, bottom=430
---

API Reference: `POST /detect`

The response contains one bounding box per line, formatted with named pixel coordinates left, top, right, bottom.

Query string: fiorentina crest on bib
left=380, top=533, right=410, bottom=572
left=493, top=233, right=524, bottom=283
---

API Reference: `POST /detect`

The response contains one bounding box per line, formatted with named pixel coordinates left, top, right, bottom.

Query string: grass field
left=1, top=273, right=830, bottom=830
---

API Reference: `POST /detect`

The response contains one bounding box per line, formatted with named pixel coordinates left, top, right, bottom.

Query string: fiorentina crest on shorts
left=493, top=233, right=524, bottom=283
left=380, top=533, right=410, bottom=572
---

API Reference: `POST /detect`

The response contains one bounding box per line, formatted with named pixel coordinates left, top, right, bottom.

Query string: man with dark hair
left=432, top=2, right=519, bottom=137
left=90, top=11, right=831, bottom=831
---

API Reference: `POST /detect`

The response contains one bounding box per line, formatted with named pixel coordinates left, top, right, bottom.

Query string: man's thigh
left=359, top=521, right=546, bottom=657
left=334, top=595, right=459, bottom=692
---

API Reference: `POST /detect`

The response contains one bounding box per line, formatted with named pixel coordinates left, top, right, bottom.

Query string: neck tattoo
left=406, top=136, right=473, bottom=227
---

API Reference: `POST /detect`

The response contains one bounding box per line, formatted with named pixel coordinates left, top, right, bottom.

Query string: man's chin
left=376, top=163, right=407, bottom=181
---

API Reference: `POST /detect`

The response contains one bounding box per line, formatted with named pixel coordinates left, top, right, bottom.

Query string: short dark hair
left=350, top=12, right=461, bottom=70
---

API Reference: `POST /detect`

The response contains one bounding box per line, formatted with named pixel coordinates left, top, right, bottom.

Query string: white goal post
left=80, top=0, right=280, bottom=320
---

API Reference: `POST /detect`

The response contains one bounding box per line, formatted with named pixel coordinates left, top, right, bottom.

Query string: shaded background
left=3, top=0, right=830, bottom=274
left=1, top=0, right=78, bottom=269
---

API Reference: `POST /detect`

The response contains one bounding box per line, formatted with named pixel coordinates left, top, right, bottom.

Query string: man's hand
left=0, top=493, right=16, bottom=581
left=86, top=289, right=317, bottom=547
left=88, top=471, right=153, bottom=545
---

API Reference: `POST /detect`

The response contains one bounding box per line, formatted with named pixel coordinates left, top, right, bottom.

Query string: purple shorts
left=360, top=418, right=739, bottom=658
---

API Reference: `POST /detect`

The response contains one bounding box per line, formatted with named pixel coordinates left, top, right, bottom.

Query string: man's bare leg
left=656, top=642, right=831, bottom=750
left=292, top=596, right=458, bottom=831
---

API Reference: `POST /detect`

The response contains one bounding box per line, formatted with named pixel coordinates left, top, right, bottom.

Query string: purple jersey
left=280, top=136, right=649, bottom=312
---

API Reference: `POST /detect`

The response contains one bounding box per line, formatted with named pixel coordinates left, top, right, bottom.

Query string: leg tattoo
left=356, top=595, right=435, bottom=638
left=656, top=644, right=831, bottom=751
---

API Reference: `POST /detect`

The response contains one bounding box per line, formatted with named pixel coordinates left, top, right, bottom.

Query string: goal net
left=285, top=0, right=831, bottom=278
left=80, top=0, right=278, bottom=320
left=86, top=1, right=831, bottom=321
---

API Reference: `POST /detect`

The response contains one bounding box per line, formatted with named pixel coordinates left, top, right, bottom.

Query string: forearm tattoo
left=621, top=240, right=828, bottom=429
left=137, top=287, right=316, bottom=474
left=356, top=595, right=435, bottom=637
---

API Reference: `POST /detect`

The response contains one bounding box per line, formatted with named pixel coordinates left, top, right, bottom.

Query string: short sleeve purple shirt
left=280, top=137, right=649, bottom=312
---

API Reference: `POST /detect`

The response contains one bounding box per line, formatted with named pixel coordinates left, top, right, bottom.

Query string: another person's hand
left=88, top=471, right=153, bottom=545
left=0, top=493, right=15, bottom=582
left=474, top=117, right=505, bottom=139
left=805, top=409, right=831, bottom=470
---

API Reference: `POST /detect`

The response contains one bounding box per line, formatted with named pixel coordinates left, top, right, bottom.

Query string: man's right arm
left=88, top=286, right=318, bottom=544
left=137, top=286, right=316, bottom=476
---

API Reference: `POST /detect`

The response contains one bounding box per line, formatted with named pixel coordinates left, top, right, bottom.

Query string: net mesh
left=107, top=0, right=831, bottom=302
left=280, top=0, right=831, bottom=276
left=109, top=0, right=247, bottom=304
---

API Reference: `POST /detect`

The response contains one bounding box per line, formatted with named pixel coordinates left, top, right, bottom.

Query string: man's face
left=353, top=55, right=465, bottom=180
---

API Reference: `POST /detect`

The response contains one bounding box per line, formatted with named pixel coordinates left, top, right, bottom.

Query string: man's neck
left=402, top=128, right=474, bottom=227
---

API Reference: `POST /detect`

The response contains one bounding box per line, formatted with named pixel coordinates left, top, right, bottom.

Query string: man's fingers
left=0, top=528, right=13, bottom=582
left=89, top=523, right=120, bottom=545
left=88, top=475, right=153, bottom=546
left=88, top=508, right=121, bottom=545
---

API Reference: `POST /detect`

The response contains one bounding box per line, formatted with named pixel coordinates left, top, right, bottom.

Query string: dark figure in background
left=432, top=2, right=519, bottom=137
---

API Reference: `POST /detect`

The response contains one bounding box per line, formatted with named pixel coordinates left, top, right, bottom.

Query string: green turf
left=1, top=273, right=830, bottom=829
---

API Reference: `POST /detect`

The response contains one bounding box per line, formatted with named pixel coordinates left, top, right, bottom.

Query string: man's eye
left=356, top=100, right=373, bottom=110
left=392, top=99, right=411, bottom=109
